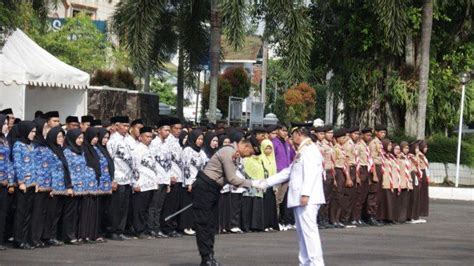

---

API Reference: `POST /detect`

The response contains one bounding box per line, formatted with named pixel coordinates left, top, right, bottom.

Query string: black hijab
left=0, top=114, right=7, bottom=140
left=83, top=127, right=101, bottom=180
left=187, top=129, right=203, bottom=153
left=46, top=126, right=72, bottom=188
left=33, top=118, right=47, bottom=146
left=218, top=134, right=230, bottom=148
left=97, top=128, right=114, bottom=181
left=17, top=120, right=36, bottom=145
left=202, top=131, right=217, bottom=158
left=179, top=131, right=188, bottom=148
left=66, top=128, right=83, bottom=155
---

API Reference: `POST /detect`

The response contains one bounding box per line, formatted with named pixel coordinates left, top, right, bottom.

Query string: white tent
left=0, top=29, right=90, bottom=120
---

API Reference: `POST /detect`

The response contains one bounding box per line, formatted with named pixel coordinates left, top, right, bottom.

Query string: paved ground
left=1, top=199, right=473, bottom=265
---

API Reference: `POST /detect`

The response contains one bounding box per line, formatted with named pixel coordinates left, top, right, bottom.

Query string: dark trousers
left=218, top=192, right=232, bottom=231
left=109, top=184, right=131, bottom=235
left=230, top=193, right=243, bottom=228
left=352, top=166, right=370, bottom=221
left=50, top=196, right=77, bottom=242
left=179, top=186, right=194, bottom=230
left=192, top=173, right=220, bottom=257
left=43, top=196, right=56, bottom=240
left=341, top=166, right=357, bottom=222
left=330, top=168, right=345, bottom=223
left=279, top=189, right=295, bottom=225
left=132, top=190, right=153, bottom=234
left=30, top=191, right=49, bottom=244
left=148, top=186, right=167, bottom=233
left=241, top=196, right=264, bottom=232
left=419, top=170, right=429, bottom=217
left=318, top=170, right=334, bottom=223
left=161, top=183, right=181, bottom=234
left=14, top=187, right=35, bottom=244
left=367, top=165, right=383, bottom=218
left=77, top=196, right=98, bottom=240
left=0, top=186, right=8, bottom=245
left=263, top=188, right=279, bottom=230
left=407, top=172, right=421, bottom=220
left=98, top=195, right=111, bottom=238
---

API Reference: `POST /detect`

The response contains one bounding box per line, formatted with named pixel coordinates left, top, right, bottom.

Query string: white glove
left=251, top=180, right=269, bottom=190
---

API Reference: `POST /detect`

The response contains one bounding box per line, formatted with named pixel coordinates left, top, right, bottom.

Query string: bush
left=91, top=69, right=136, bottom=90
left=388, top=133, right=474, bottom=167
left=426, top=134, right=474, bottom=167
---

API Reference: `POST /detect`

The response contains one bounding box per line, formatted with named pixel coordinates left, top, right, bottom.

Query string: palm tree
left=416, top=0, right=433, bottom=139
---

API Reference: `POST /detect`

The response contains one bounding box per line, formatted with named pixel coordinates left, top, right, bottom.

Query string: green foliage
left=91, top=69, right=136, bottom=90
left=201, top=77, right=233, bottom=118
left=221, top=66, right=251, bottom=98
left=30, top=14, right=110, bottom=73
left=150, top=78, right=178, bottom=107
left=425, top=134, right=474, bottom=167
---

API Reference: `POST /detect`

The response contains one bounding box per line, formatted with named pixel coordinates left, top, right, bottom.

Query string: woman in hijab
left=44, top=126, right=72, bottom=247
left=0, top=114, right=13, bottom=250
left=407, top=141, right=423, bottom=224
left=78, top=127, right=101, bottom=243
left=63, top=128, right=96, bottom=244
left=30, top=118, right=53, bottom=248
left=202, top=132, right=218, bottom=159
left=180, top=129, right=206, bottom=236
left=12, top=120, right=37, bottom=249
left=377, top=138, right=395, bottom=224
left=96, top=128, right=113, bottom=242
left=179, top=131, right=188, bottom=148
left=228, top=130, right=246, bottom=234
left=218, top=134, right=231, bottom=147
left=417, top=140, right=430, bottom=219
left=242, top=150, right=265, bottom=232
left=260, top=139, right=279, bottom=232
left=217, top=132, right=232, bottom=234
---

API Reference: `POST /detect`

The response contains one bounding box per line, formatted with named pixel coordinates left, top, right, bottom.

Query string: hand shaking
left=251, top=180, right=269, bottom=190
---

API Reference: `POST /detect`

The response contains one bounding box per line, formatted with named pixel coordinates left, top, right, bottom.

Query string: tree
left=416, top=0, right=434, bottom=139
left=33, top=14, right=110, bottom=73
left=284, top=83, right=316, bottom=122
left=208, top=0, right=221, bottom=123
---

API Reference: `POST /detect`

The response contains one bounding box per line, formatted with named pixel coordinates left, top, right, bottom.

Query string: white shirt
left=132, top=142, right=158, bottom=192
left=150, top=136, right=172, bottom=185
left=166, top=135, right=183, bottom=183
left=125, top=134, right=140, bottom=153
left=107, top=132, right=134, bottom=185
left=266, top=138, right=325, bottom=208
left=181, top=147, right=208, bottom=186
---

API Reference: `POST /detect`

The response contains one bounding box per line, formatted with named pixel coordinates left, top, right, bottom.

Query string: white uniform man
left=254, top=123, right=325, bottom=266
left=107, top=116, right=134, bottom=241
left=131, top=126, right=158, bottom=239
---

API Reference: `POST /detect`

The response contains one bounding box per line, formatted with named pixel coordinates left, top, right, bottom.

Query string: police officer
left=193, top=134, right=260, bottom=266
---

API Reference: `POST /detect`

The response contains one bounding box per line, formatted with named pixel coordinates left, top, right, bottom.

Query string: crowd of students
left=0, top=107, right=430, bottom=251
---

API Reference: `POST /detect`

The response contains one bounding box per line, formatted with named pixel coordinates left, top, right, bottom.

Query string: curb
left=429, top=186, right=474, bottom=201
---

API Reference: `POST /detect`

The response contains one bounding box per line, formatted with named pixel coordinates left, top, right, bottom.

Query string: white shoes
left=406, top=219, right=427, bottom=224
left=230, top=227, right=244, bottom=234
left=184, top=228, right=196, bottom=236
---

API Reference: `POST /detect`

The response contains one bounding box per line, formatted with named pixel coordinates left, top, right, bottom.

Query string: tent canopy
left=0, top=29, right=89, bottom=89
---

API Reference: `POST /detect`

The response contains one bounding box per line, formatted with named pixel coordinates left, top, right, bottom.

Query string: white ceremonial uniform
left=132, top=142, right=158, bottom=192
left=125, top=134, right=140, bottom=153
left=167, top=135, right=183, bottom=183
left=266, top=138, right=325, bottom=266
left=150, top=136, right=172, bottom=185
left=107, top=132, right=134, bottom=185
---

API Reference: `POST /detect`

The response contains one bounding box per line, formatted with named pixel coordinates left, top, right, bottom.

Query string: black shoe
left=209, top=253, right=221, bottom=266
left=32, top=241, right=47, bottom=248
left=357, top=220, right=368, bottom=227
left=45, top=239, right=64, bottom=246
left=331, top=222, right=343, bottom=229
left=0, top=245, right=7, bottom=251
left=368, top=217, right=383, bottom=227
left=84, top=238, right=96, bottom=244
left=201, top=255, right=220, bottom=266
left=109, top=233, right=122, bottom=241
left=168, top=231, right=183, bottom=238
left=14, top=242, right=35, bottom=250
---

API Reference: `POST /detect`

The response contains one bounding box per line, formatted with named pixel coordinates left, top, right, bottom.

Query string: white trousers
left=293, top=204, right=324, bottom=266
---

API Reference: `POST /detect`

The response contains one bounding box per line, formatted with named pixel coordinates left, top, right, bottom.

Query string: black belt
left=197, top=171, right=221, bottom=189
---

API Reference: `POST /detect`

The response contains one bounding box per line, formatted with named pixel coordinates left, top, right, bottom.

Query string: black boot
left=200, top=255, right=213, bottom=266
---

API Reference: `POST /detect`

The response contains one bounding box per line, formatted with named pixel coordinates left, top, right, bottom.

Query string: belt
left=197, top=171, right=221, bottom=189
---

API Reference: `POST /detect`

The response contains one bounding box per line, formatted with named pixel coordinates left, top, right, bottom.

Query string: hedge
left=389, top=134, right=474, bottom=167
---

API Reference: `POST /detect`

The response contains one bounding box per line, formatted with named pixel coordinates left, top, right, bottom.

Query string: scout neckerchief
left=418, top=153, right=431, bottom=183
left=393, top=154, right=402, bottom=193
left=380, top=148, right=394, bottom=192
left=408, top=153, right=421, bottom=186
left=336, top=142, right=349, bottom=178
left=316, top=141, right=327, bottom=181
left=402, top=154, right=413, bottom=187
